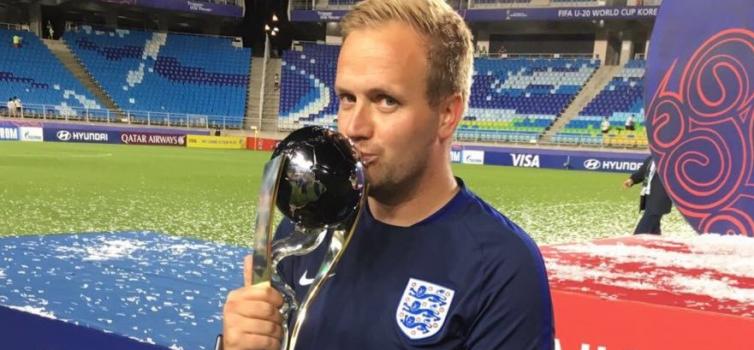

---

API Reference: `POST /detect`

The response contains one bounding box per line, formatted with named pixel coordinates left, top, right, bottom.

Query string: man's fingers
left=244, top=255, right=252, bottom=286
left=226, top=300, right=284, bottom=324
left=225, top=313, right=284, bottom=339
left=227, top=284, right=285, bottom=308
left=224, top=331, right=282, bottom=350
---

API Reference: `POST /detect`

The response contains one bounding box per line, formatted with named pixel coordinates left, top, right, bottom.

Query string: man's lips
left=359, top=153, right=378, bottom=166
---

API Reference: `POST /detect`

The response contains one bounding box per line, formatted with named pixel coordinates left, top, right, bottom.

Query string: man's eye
left=339, top=95, right=356, bottom=104
left=380, top=96, right=399, bottom=107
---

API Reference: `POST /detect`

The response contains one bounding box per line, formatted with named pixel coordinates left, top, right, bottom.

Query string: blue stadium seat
left=0, top=29, right=104, bottom=118
left=556, top=59, right=648, bottom=146
left=278, top=43, right=599, bottom=144
left=464, top=57, right=599, bottom=142
left=278, top=43, right=340, bottom=130
left=64, top=26, right=251, bottom=128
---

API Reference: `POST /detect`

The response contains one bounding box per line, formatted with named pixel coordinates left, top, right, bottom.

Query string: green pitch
left=0, top=141, right=695, bottom=245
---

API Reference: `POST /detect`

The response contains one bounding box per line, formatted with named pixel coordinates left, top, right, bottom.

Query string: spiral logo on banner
left=646, top=0, right=754, bottom=236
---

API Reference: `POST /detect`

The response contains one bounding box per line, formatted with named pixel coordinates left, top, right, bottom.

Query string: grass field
left=0, top=141, right=696, bottom=245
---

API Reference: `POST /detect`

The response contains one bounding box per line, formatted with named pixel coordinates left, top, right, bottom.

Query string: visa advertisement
left=451, top=146, right=647, bottom=173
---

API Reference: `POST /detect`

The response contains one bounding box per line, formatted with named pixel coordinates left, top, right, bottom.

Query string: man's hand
left=623, top=178, right=634, bottom=189
left=222, top=255, right=285, bottom=350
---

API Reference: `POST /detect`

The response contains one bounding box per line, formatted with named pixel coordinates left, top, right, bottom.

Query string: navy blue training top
left=275, top=178, right=554, bottom=349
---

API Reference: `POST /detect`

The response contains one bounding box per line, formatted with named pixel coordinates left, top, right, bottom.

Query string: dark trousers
left=634, top=212, right=663, bottom=235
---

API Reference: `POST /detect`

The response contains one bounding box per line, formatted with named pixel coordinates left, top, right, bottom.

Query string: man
left=600, top=116, right=611, bottom=134
left=222, top=1, right=554, bottom=349
left=46, top=21, right=55, bottom=40
left=13, top=97, right=22, bottom=118
left=12, top=34, right=21, bottom=48
left=623, top=156, right=672, bottom=234
left=624, top=114, right=635, bottom=131
left=6, top=98, right=15, bottom=117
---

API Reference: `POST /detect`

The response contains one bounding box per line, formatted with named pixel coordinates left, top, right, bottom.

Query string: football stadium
left=0, top=0, right=752, bottom=349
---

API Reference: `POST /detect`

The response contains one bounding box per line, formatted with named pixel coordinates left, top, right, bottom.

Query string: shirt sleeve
left=630, top=157, right=651, bottom=185
left=464, top=232, right=555, bottom=350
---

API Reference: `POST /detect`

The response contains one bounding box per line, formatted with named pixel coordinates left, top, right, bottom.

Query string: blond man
left=222, top=1, right=554, bottom=349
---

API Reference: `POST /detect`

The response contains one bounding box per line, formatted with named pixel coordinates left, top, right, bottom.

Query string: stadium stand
left=554, top=59, right=647, bottom=147
left=278, top=43, right=599, bottom=144
left=459, top=57, right=599, bottom=143
left=63, top=25, right=251, bottom=128
left=278, top=43, right=339, bottom=130
left=0, top=28, right=104, bottom=118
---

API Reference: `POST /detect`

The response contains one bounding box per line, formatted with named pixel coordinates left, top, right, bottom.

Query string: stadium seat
left=461, top=57, right=599, bottom=142
left=555, top=59, right=648, bottom=147
left=0, top=28, right=104, bottom=119
left=278, top=43, right=340, bottom=130
left=278, top=43, right=599, bottom=143
left=63, top=26, right=251, bottom=128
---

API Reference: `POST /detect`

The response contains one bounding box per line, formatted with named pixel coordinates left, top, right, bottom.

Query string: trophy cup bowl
left=250, top=126, right=365, bottom=350
left=272, top=126, right=364, bottom=228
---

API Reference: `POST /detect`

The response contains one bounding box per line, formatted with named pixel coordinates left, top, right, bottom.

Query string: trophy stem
left=287, top=207, right=363, bottom=350
left=245, top=127, right=367, bottom=350
left=270, top=227, right=328, bottom=350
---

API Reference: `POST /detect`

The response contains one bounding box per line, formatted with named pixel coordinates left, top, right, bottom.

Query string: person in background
left=46, top=21, right=55, bottom=40
left=625, top=114, right=636, bottom=131
left=12, top=34, right=22, bottom=48
left=6, top=98, right=15, bottom=117
left=14, top=97, right=23, bottom=118
left=601, top=116, right=611, bottom=134
left=623, top=156, right=672, bottom=234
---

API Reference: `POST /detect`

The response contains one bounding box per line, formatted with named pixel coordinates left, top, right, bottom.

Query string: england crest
left=396, top=278, right=455, bottom=340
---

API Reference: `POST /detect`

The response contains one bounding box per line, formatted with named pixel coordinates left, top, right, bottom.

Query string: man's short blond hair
left=340, top=0, right=474, bottom=109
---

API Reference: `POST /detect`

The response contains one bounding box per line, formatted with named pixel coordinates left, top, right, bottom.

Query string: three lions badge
left=396, top=278, right=455, bottom=340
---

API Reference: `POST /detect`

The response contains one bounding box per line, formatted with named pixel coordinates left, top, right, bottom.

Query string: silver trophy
left=251, top=126, right=366, bottom=350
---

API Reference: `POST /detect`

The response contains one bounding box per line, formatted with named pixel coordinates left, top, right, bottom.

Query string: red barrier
left=552, top=290, right=754, bottom=349
left=544, top=235, right=754, bottom=349
left=246, top=137, right=279, bottom=151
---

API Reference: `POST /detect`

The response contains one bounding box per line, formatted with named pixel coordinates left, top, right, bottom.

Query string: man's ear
left=437, top=93, right=464, bottom=141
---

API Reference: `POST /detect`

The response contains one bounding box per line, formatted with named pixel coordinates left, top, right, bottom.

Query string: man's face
left=335, top=22, right=440, bottom=201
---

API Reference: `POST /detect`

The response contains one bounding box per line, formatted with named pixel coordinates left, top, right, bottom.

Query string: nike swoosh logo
left=299, top=270, right=335, bottom=286
left=299, top=270, right=315, bottom=286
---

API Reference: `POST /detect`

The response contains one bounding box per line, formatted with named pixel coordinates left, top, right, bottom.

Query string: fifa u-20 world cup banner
left=120, top=132, right=186, bottom=147
left=290, top=6, right=658, bottom=22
